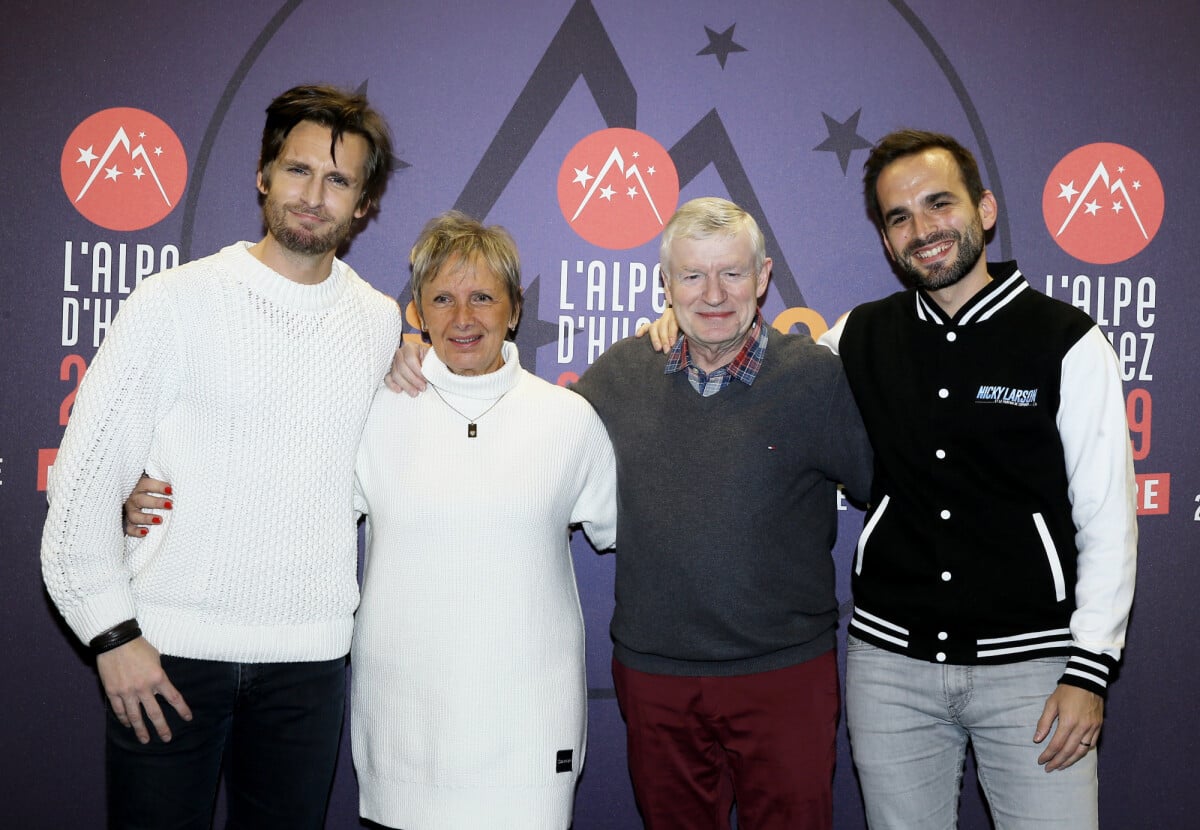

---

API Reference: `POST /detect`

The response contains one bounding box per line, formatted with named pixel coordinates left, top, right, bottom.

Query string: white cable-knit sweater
left=351, top=342, right=617, bottom=830
left=41, top=242, right=401, bottom=662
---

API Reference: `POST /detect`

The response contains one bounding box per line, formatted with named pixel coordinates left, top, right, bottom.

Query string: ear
left=256, top=168, right=268, bottom=196
left=660, top=265, right=675, bottom=307
left=978, top=189, right=998, bottom=232
left=510, top=287, right=524, bottom=330
left=354, top=192, right=371, bottom=220
left=755, top=257, right=773, bottom=299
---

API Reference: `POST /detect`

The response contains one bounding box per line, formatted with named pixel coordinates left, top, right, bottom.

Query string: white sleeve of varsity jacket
left=817, top=315, right=846, bottom=354
left=1057, top=325, right=1138, bottom=669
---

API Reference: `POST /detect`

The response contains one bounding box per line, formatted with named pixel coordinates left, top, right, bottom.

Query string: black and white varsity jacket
left=822, top=262, right=1137, bottom=697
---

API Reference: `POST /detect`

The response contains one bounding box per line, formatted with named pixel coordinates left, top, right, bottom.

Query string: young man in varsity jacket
left=820, top=129, right=1137, bottom=829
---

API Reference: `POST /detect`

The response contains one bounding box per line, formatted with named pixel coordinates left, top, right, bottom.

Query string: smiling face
left=418, top=254, right=519, bottom=376
left=662, top=229, right=770, bottom=372
left=257, top=120, right=369, bottom=259
left=875, top=147, right=996, bottom=295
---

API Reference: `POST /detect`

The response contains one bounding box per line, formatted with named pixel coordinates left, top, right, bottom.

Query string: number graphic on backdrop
left=58, top=355, right=87, bottom=426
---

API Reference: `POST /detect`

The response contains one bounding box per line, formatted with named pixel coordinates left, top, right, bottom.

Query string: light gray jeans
left=846, top=636, right=1098, bottom=830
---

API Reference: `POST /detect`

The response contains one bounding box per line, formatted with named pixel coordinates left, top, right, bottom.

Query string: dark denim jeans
left=105, top=654, right=346, bottom=830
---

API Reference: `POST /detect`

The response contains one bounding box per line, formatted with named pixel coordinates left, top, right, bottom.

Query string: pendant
left=468, top=423, right=477, bottom=438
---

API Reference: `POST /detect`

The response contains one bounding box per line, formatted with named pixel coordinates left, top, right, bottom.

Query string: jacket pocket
left=1032, top=512, right=1067, bottom=602
left=855, top=494, right=890, bottom=575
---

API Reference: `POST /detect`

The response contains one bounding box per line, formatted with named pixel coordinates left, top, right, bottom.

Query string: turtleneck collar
left=424, top=340, right=523, bottom=402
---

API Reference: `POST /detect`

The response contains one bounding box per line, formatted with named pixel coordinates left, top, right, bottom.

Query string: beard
left=896, top=214, right=985, bottom=292
left=262, top=196, right=354, bottom=257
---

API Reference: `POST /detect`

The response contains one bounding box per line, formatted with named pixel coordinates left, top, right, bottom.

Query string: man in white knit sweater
left=41, top=85, right=401, bottom=829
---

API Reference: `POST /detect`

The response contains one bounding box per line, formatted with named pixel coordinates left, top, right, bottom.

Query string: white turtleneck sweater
left=41, top=242, right=401, bottom=662
left=351, top=342, right=617, bottom=830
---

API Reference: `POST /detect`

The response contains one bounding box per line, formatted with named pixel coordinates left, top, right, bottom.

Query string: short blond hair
left=410, top=210, right=522, bottom=316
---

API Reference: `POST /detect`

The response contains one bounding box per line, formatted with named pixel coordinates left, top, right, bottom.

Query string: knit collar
left=913, top=261, right=1027, bottom=327
left=424, top=340, right=522, bottom=402
left=227, top=241, right=350, bottom=313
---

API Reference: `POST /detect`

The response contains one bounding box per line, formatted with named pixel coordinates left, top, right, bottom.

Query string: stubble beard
left=898, top=215, right=985, bottom=292
left=263, top=197, right=353, bottom=257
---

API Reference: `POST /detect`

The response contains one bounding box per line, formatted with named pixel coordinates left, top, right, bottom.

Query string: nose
left=911, top=210, right=936, bottom=240
left=451, top=303, right=476, bottom=328
left=701, top=273, right=726, bottom=305
left=301, top=174, right=325, bottom=207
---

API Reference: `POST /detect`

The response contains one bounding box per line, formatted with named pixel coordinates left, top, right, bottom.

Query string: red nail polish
left=139, top=528, right=148, bottom=536
left=164, top=486, right=173, bottom=496
left=152, top=516, right=162, bottom=525
left=163, top=500, right=173, bottom=510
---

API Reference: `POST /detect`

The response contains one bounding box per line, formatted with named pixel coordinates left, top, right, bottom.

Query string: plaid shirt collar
left=665, top=312, right=768, bottom=394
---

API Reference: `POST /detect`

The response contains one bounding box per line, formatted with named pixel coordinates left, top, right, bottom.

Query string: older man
left=572, top=197, right=871, bottom=829
left=389, top=197, right=871, bottom=829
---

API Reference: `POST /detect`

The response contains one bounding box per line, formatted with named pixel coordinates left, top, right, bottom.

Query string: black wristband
left=89, top=619, right=142, bottom=654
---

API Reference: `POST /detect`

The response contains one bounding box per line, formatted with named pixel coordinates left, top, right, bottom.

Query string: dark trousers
left=105, top=655, right=346, bottom=830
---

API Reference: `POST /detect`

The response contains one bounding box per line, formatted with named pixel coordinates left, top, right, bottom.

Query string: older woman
left=349, top=211, right=616, bottom=829
left=126, top=212, right=617, bottom=830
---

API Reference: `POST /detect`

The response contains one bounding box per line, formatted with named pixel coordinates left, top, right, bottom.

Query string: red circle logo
left=60, top=107, right=188, bottom=231
left=557, top=128, right=679, bottom=250
left=1042, top=143, right=1163, bottom=265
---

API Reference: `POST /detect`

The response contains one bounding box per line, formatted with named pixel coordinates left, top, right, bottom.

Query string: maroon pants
left=612, top=651, right=838, bottom=830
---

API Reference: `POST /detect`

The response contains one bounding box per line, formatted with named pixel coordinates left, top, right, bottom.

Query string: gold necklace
left=429, top=384, right=510, bottom=438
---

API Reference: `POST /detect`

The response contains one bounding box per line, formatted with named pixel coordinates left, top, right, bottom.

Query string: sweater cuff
left=63, top=582, right=138, bottom=645
left=1057, top=647, right=1117, bottom=698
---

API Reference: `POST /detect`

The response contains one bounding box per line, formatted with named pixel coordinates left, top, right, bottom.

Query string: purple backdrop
left=3, top=1, right=1196, bottom=827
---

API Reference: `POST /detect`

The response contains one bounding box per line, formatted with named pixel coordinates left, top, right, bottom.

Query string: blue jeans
left=845, top=637, right=1097, bottom=830
left=105, top=655, right=346, bottom=830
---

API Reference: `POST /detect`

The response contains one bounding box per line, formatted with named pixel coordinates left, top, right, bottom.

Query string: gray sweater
left=573, top=329, right=872, bottom=675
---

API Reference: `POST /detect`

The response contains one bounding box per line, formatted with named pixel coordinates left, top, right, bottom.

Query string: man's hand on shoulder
left=384, top=340, right=430, bottom=396
left=124, top=476, right=173, bottom=538
left=1034, top=683, right=1104, bottom=772
left=97, top=637, right=191, bottom=744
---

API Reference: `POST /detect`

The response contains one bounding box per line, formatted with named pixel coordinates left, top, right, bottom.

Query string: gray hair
left=659, top=197, right=766, bottom=275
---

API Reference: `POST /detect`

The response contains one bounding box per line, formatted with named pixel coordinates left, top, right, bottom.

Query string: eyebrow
left=279, top=155, right=360, bottom=184
left=883, top=190, right=958, bottom=222
left=923, top=190, right=957, bottom=205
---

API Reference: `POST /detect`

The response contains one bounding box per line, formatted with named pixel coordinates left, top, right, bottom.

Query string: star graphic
left=1133, top=180, right=1142, bottom=190
left=76, top=146, right=98, bottom=167
left=1112, top=200, right=1124, bottom=214
left=1057, top=181, right=1078, bottom=202
left=104, top=165, right=122, bottom=181
left=697, top=23, right=747, bottom=69
left=647, top=165, right=656, bottom=175
left=154, top=146, right=163, bottom=156
left=138, top=131, right=147, bottom=139
left=812, top=109, right=873, bottom=174
left=599, top=185, right=616, bottom=201
left=627, top=186, right=639, bottom=198
left=1117, top=165, right=1126, bottom=173
left=133, top=167, right=146, bottom=180
left=632, top=151, right=640, bottom=159
left=572, top=166, right=594, bottom=187
left=1084, top=200, right=1101, bottom=216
